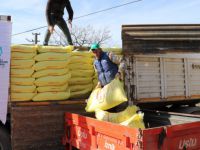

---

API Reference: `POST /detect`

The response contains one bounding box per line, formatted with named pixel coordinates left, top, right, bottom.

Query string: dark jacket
left=46, top=0, right=73, bottom=26
left=94, top=52, right=118, bottom=86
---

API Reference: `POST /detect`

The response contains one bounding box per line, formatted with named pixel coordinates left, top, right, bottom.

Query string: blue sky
left=1, top=0, right=200, bottom=47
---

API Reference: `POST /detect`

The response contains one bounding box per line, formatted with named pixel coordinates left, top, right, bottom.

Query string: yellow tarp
left=85, top=78, right=128, bottom=112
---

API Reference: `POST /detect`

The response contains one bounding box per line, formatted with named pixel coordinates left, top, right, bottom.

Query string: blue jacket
left=94, top=52, right=118, bottom=86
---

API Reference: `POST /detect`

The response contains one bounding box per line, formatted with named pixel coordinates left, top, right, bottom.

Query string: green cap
left=90, top=43, right=100, bottom=51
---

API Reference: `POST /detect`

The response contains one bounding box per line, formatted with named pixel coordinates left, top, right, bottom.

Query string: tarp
left=0, top=20, right=12, bottom=124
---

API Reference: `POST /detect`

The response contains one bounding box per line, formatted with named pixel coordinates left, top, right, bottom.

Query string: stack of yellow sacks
left=10, top=45, right=37, bottom=101
left=85, top=78, right=145, bottom=129
left=69, top=51, right=95, bottom=99
left=32, top=46, right=73, bottom=101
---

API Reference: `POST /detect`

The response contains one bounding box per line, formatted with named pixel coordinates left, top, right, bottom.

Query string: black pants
left=44, top=16, right=73, bottom=45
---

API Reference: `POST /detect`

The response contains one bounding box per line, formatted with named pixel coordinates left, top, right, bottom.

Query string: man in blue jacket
left=90, top=43, right=124, bottom=88
left=43, top=0, right=73, bottom=46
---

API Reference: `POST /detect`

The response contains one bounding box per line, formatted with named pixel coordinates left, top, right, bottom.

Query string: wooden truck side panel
left=11, top=100, right=87, bottom=150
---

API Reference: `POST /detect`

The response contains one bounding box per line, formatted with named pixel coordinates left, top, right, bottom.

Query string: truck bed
left=63, top=110, right=200, bottom=150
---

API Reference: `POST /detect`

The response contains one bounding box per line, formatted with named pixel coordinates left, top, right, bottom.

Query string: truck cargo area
left=64, top=111, right=200, bottom=150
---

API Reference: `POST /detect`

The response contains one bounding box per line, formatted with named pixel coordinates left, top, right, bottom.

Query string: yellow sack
left=33, top=60, right=70, bottom=71
left=11, top=77, right=35, bottom=86
left=34, top=52, right=71, bottom=61
left=32, top=68, right=69, bottom=78
left=11, top=68, right=34, bottom=77
left=71, top=51, right=94, bottom=58
left=11, top=44, right=37, bottom=53
left=37, top=45, right=73, bottom=53
left=93, top=79, right=98, bottom=89
left=11, top=59, right=35, bottom=69
left=120, top=113, right=145, bottom=129
left=70, top=88, right=92, bottom=99
left=32, top=90, right=70, bottom=101
left=37, top=84, right=68, bottom=92
left=70, top=83, right=93, bottom=92
left=70, top=56, right=94, bottom=64
left=11, top=92, right=36, bottom=101
left=11, top=85, right=36, bottom=93
left=71, top=70, right=94, bottom=78
left=34, top=74, right=71, bottom=86
left=11, top=52, right=36, bottom=60
left=69, top=77, right=92, bottom=85
left=95, top=105, right=138, bottom=123
left=69, top=63, right=94, bottom=70
left=85, top=79, right=128, bottom=112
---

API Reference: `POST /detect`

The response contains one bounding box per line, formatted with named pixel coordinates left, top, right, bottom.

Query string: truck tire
left=0, top=126, right=11, bottom=150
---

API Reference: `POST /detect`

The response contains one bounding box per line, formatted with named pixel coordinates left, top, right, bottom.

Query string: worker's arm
left=108, top=52, right=125, bottom=80
left=46, top=0, right=53, bottom=26
left=66, top=0, right=74, bottom=22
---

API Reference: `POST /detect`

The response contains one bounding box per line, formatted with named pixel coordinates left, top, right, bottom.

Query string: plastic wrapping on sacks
left=11, top=85, right=36, bottom=93
left=120, top=113, right=145, bottom=129
left=11, top=68, right=34, bottom=77
left=11, top=92, right=36, bottom=101
left=32, top=68, right=69, bottom=78
left=34, top=52, right=71, bottom=61
left=37, top=45, right=73, bottom=53
left=11, top=59, right=35, bottom=69
left=69, top=77, right=92, bottom=85
left=70, top=88, right=92, bottom=99
left=32, top=90, right=70, bottom=101
left=95, top=105, right=138, bottom=123
left=11, top=77, right=35, bottom=86
left=70, top=83, right=93, bottom=92
left=70, top=56, right=94, bottom=64
left=11, top=52, right=36, bottom=60
left=69, top=63, right=94, bottom=70
left=33, top=60, right=70, bottom=71
left=71, top=70, right=94, bottom=78
left=11, top=44, right=37, bottom=53
left=34, top=74, right=71, bottom=86
left=85, top=78, right=128, bottom=112
left=37, top=84, right=68, bottom=92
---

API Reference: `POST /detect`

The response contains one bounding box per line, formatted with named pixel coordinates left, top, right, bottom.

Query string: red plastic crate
left=63, top=113, right=200, bottom=150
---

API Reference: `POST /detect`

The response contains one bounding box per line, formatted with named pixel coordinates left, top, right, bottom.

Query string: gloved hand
left=115, top=72, right=122, bottom=80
